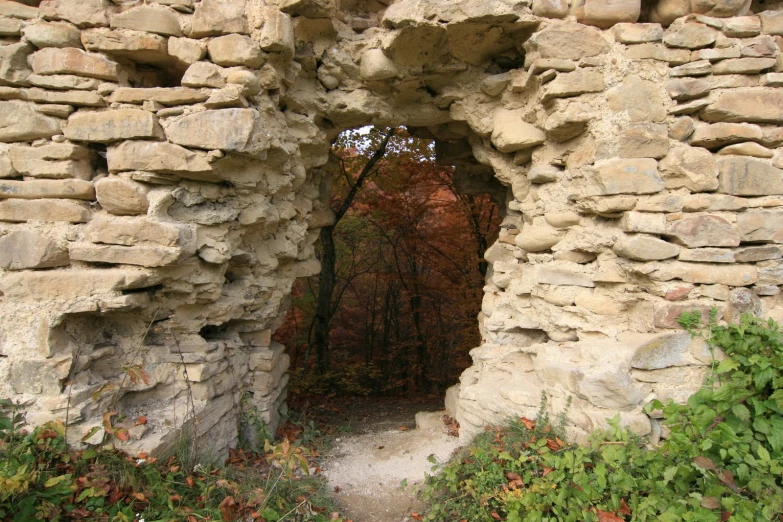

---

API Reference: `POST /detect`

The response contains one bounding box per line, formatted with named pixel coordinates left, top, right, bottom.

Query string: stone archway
left=1, top=0, right=782, bottom=458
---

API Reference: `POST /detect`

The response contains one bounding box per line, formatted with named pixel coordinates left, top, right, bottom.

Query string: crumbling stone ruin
left=1, top=0, right=783, bottom=458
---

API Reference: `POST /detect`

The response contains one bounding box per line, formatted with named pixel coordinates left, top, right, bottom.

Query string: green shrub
left=422, top=314, right=783, bottom=521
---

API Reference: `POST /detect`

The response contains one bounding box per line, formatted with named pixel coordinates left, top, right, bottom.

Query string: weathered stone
left=614, top=234, right=680, bottom=261
left=528, top=165, right=560, bottom=183
left=207, top=34, right=263, bottom=68
left=39, top=0, right=108, bottom=27
left=168, top=37, right=206, bottom=67
left=618, top=122, right=669, bottom=159
left=0, top=0, right=39, bottom=19
left=491, top=109, right=545, bottom=153
left=703, top=88, right=783, bottom=124
left=679, top=247, right=735, bottom=263
left=669, top=59, right=713, bottom=77
left=86, top=214, right=191, bottom=249
left=227, top=69, right=262, bottom=96
left=544, top=211, right=580, bottom=228
left=360, top=49, right=398, bottom=81
left=741, top=36, right=777, bottom=58
left=0, top=42, right=33, bottom=86
left=24, top=88, right=104, bottom=107
left=669, top=116, right=695, bottom=141
left=30, top=48, right=118, bottom=81
left=69, top=242, right=180, bottom=267
left=95, top=177, right=150, bottom=215
left=22, top=22, right=80, bottom=49
left=613, top=22, right=663, bottom=43
left=28, top=74, right=101, bottom=91
left=9, top=151, right=92, bottom=179
left=691, top=0, right=752, bottom=18
left=737, top=211, right=783, bottom=243
left=0, top=17, right=21, bottom=36
left=166, top=109, right=265, bottom=155
left=537, top=267, right=594, bottom=287
left=693, top=46, right=741, bottom=61
left=717, top=142, right=774, bottom=158
left=108, top=88, right=209, bottom=106
left=64, top=110, right=164, bottom=143
left=107, top=140, right=212, bottom=175
left=595, top=158, right=664, bottom=195
left=762, top=73, right=783, bottom=87
left=722, top=15, right=760, bottom=37
left=190, top=0, right=247, bottom=37
left=666, top=78, right=710, bottom=101
left=625, top=43, right=691, bottom=64
left=532, top=0, right=568, bottom=17
left=621, top=211, right=666, bottom=233
left=572, top=0, right=641, bottom=29
left=607, top=76, right=666, bottom=122
left=181, top=61, right=226, bottom=88
left=0, top=179, right=94, bottom=200
left=204, top=86, right=247, bottom=109
left=110, top=5, right=182, bottom=36
left=525, top=22, right=609, bottom=62
left=659, top=145, right=718, bottom=192
left=663, top=22, right=717, bottom=49
left=0, top=230, right=69, bottom=270
left=0, top=268, right=154, bottom=300
left=760, top=10, right=783, bottom=36
left=712, top=57, right=777, bottom=75
left=665, top=214, right=740, bottom=248
left=258, top=8, right=295, bottom=58
left=648, top=0, right=691, bottom=25
left=514, top=225, right=563, bottom=252
left=0, top=198, right=90, bottom=222
left=542, top=69, right=605, bottom=101
left=635, top=193, right=684, bottom=212
left=717, top=157, right=783, bottom=196
left=631, top=333, right=706, bottom=369
left=544, top=104, right=592, bottom=142
left=734, top=245, right=783, bottom=262
left=80, top=28, right=169, bottom=64
left=689, top=122, right=763, bottom=149
left=37, top=105, right=74, bottom=119
left=0, top=101, right=61, bottom=142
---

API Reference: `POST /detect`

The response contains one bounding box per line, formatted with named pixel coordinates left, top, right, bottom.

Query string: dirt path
left=320, top=400, right=461, bottom=522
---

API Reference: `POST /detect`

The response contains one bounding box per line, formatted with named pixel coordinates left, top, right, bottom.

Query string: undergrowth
left=0, top=407, right=340, bottom=521
left=422, top=314, right=783, bottom=521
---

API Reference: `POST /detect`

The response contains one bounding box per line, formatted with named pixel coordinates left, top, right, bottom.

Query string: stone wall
left=0, top=0, right=782, bottom=456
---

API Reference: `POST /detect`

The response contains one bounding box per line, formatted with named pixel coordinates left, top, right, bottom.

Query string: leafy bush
left=422, top=314, right=783, bottom=521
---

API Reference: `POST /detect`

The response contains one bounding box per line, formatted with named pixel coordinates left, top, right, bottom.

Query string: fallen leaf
left=519, top=417, right=536, bottom=430
left=490, top=512, right=502, bottom=520
left=619, top=498, right=632, bottom=515
left=135, top=416, right=148, bottom=426
left=721, top=512, right=731, bottom=522
left=701, top=497, right=720, bottom=510
left=186, top=476, right=195, bottom=487
left=334, top=486, right=341, bottom=493
left=411, top=513, right=423, bottom=521
left=219, top=496, right=238, bottom=522
left=169, top=494, right=182, bottom=503
left=594, top=508, right=624, bottom=522
left=378, top=446, right=385, bottom=450
left=397, top=425, right=409, bottom=431
left=692, top=456, right=717, bottom=471
left=505, top=471, right=522, bottom=481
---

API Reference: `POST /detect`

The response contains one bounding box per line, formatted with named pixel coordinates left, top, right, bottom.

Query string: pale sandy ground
left=323, top=411, right=461, bottom=522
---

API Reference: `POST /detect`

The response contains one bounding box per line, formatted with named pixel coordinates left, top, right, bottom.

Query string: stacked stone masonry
left=0, top=0, right=782, bottom=457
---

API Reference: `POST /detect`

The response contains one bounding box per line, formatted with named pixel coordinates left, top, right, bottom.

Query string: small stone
left=702, top=284, right=730, bottom=300
left=693, top=46, right=741, bottom=61
left=663, top=22, right=717, bottom=49
left=28, top=74, right=101, bottom=91
left=741, top=36, right=777, bottom=57
left=360, top=49, right=398, bottom=81
left=64, top=109, right=164, bottom=143
left=108, top=87, right=209, bottom=106
left=541, top=69, right=605, bottom=101
left=166, top=109, right=265, bottom=156
left=612, top=22, right=663, bottom=43
left=762, top=73, right=783, bottom=87
left=525, top=22, right=610, bottom=62
left=95, top=177, right=150, bottom=215
left=669, top=99, right=710, bottom=116
left=190, top=0, right=248, bottom=37
left=181, top=61, right=226, bottom=88
left=0, top=101, right=61, bottom=143
left=110, top=5, right=182, bottom=37
left=69, top=243, right=180, bottom=267
left=491, top=109, right=545, bottom=153
left=532, top=0, right=568, bottom=17
left=537, top=267, right=594, bottom=287
left=734, top=245, right=783, bottom=262
left=30, top=48, right=118, bottom=81
left=204, top=86, right=248, bottom=109
left=595, top=158, right=664, bottom=195
left=0, top=198, right=91, bottom=222
left=717, top=157, right=783, bottom=196
left=614, top=234, right=680, bottom=261
left=86, top=213, right=191, bottom=247
left=0, top=179, right=95, bottom=200
left=625, top=43, right=691, bottom=64
left=107, top=140, right=213, bottom=175
left=716, top=142, right=774, bottom=158
left=257, top=8, right=295, bottom=59
left=665, top=214, right=740, bottom=248
left=544, top=211, right=580, bottom=228
left=573, top=0, right=642, bottom=29
left=208, top=34, right=264, bottom=68
left=712, top=57, right=777, bottom=75
left=227, top=69, right=262, bottom=96
left=618, top=122, right=669, bottom=159
left=514, top=225, right=563, bottom=252
left=80, top=28, right=169, bottom=65
left=168, top=37, right=207, bottom=67
left=760, top=10, right=783, bottom=36
left=0, top=42, right=33, bottom=86
left=24, top=88, right=104, bottom=107
left=39, top=0, right=108, bottom=27
left=703, top=88, right=783, bottom=124
left=669, top=59, right=713, bottom=77
left=689, top=122, right=763, bottom=149
left=659, top=145, right=718, bottom=192
left=0, top=230, right=69, bottom=270
left=669, top=117, right=694, bottom=141
left=0, top=0, right=39, bottom=19
left=737, top=211, right=783, bottom=243
left=722, top=15, right=761, bottom=38
left=22, top=22, right=82, bottom=48
left=527, top=165, right=560, bottom=183
left=607, top=76, right=666, bottom=122
left=543, top=104, right=592, bottom=142
left=678, top=247, right=735, bottom=263
left=666, top=78, right=711, bottom=100
left=631, top=333, right=704, bottom=368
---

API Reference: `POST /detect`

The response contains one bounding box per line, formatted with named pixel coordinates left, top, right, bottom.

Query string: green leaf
left=731, top=403, right=751, bottom=422
left=716, top=358, right=739, bottom=374
left=756, top=445, right=771, bottom=463
left=80, top=426, right=102, bottom=443
left=44, top=475, right=71, bottom=488
left=663, top=465, right=678, bottom=485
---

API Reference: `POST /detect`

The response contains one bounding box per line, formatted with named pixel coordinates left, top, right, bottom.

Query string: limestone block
left=703, top=88, right=783, bottom=124
left=574, top=291, right=620, bottom=315
left=258, top=8, right=295, bottom=59
left=39, top=0, right=109, bottom=27
left=607, top=76, right=666, bottom=122
left=737, top=211, right=783, bottom=243
left=0, top=42, right=33, bottom=86
left=595, top=158, right=664, bottom=195
left=248, top=343, right=286, bottom=372
left=108, top=88, right=208, bottom=106
left=712, top=57, right=776, bottom=75
left=649, top=0, right=691, bottom=25
left=0, top=179, right=94, bottom=200
left=9, top=142, right=92, bottom=180
left=662, top=22, right=717, bottom=49
left=665, top=214, right=740, bottom=248
left=614, top=234, right=680, bottom=261
left=722, top=15, right=760, bottom=37
left=621, top=211, right=666, bottom=233
left=0, top=198, right=90, bottom=222
left=181, top=62, right=226, bottom=88
left=692, top=0, right=751, bottom=17
left=658, top=261, right=758, bottom=286
left=278, top=0, right=335, bottom=17
left=678, top=247, right=735, bottom=263
left=532, top=0, right=568, bottom=17
left=0, top=101, right=61, bottom=142
left=168, top=37, right=206, bottom=67
left=28, top=74, right=101, bottom=91
left=694, top=46, right=741, bottom=61
left=631, top=333, right=708, bottom=369
left=528, top=165, right=560, bottom=183
left=204, top=86, right=247, bottom=109
left=0, top=0, right=39, bottom=19
left=80, top=28, right=169, bottom=64
left=69, top=242, right=181, bottom=267
left=30, top=48, right=118, bottom=81
left=86, top=213, right=191, bottom=247
left=24, top=88, right=104, bottom=107
left=0, top=268, right=154, bottom=300
left=625, top=43, right=691, bottom=65
left=734, top=245, right=783, bottom=262
left=107, top=140, right=212, bottom=175
left=573, top=0, right=641, bottom=29
left=514, top=225, right=563, bottom=252
left=577, top=371, right=649, bottom=410
left=741, top=36, right=777, bottom=58
left=0, top=18, right=20, bottom=38
left=618, top=122, right=669, bottom=159
left=541, top=69, right=605, bottom=101
left=543, top=104, right=592, bottom=142
left=207, top=34, right=263, bottom=68
left=95, top=177, right=149, bottom=215
left=360, top=49, right=398, bottom=81
left=166, top=109, right=265, bottom=155
left=544, top=211, right=580, bottom=228
left=190, top=0, right=247, bottom=37
left=0, top=230, right=69, bottom=270
left=110, top=5, right=182, bottom=37
left=525, top=22, right=609, bottom=62
left=717, top=142, right=774, bottom=158
left=23, top=22, right=82, bottom=48
left=760, top=10, right=783, bottom=36
left=666, top=78, right=710, bottom=101
left=689, top=122, right=762, bottom=150
left=227, top=69, right=262, bottom=96
left=490, top=109, right=545, bottom=153
left=717, top=157, right=783, bottom=196
left=659, top=145, right=718, bottom=192
left=65, top=109, right=164, bottom=143
left=669, top=59, right=712, bottom=76
left=537, top=267, right=595, bottom=287
left=613, top=22, right=663, bottom=43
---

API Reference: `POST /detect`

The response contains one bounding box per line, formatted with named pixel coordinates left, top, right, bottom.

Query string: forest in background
left=274, top=127, right=501, bottom=398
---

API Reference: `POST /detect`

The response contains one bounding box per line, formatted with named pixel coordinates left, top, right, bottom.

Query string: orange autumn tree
left=275, top=127, right=500, bottom=396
